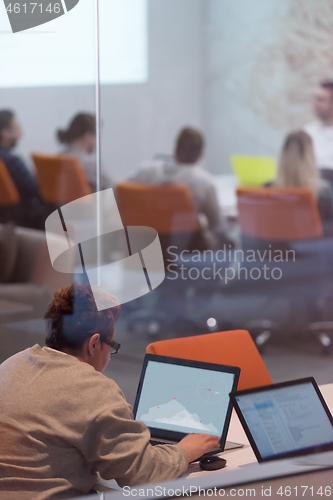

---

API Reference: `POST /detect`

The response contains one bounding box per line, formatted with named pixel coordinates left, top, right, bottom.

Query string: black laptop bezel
left=133, top=354, right=240, bottom=449
left=230, top=377, right=333, bottom=463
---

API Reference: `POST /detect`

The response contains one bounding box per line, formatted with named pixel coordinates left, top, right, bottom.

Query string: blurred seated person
left=0, top=283, right=219, bottom=499
left=0, top=110, right=44, bottom=229
left=130, top=126, right=232, bottom=249
left=57, top=112, right=112, bottom=192
left=271, top=130, right=333, bottom=224
left=304, top=81, right=333, bottom=172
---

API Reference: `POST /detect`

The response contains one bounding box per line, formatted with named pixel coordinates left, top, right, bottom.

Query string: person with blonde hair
left=274, top=130, right=333, bottom=222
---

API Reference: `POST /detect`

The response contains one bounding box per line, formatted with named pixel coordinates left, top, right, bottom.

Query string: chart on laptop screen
left=135, top=360, right=235, bottom=436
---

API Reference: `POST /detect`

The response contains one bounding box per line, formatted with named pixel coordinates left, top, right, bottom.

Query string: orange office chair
left=116, top=182, right=206, bottom=257
left=237, top=186, right=323, bottom=241
left=0, top=159, right=21, bottom=223
left=31, top=153, right=91, bottom=213
left=146, top=329, right=272, bottom=391
left=116, top=182, right=211, bottom=335
left=236, top=187, right=329, bottom=351
left=117, top=182, right=200, bottom=233
left=0, top=159, right=20, bottom=205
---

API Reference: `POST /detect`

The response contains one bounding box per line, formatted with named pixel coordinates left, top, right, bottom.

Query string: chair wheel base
left=247, top=320, right=277, bottom=353
left=318, top=333, right=332, bottom=356
left=309, top=323, right=333, bottom=356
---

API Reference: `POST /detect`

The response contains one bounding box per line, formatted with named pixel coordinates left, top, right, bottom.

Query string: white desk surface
left=184, top=382, right=333, bottom=478
left=102, top=383, right=333, bottom=498
left=213, top=173, right=238, bottom=218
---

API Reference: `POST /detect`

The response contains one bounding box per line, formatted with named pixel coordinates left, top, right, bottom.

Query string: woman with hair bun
left=57, top=113, right=112, bottom=192
left=0, top=284, right=219, bottom=499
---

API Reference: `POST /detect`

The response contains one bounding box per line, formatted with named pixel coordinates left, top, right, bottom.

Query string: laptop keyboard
left=150, top=439, right=172, bottom=446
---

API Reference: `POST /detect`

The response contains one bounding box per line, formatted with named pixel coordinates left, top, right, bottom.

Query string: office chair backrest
left=116, top=182, right=201, bottom=234
left=237, top=187, right=323, bottom=241
left=0, top=159, right=20, bottom=205
left=231, top=156, right=276, bottom=186
left=32, top=153, right=91, bottom=205
left=146, top=330, right=272, bottom=391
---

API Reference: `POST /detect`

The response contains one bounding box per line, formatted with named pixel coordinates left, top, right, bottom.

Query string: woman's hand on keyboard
left=178, top=434, right=221, bottom=463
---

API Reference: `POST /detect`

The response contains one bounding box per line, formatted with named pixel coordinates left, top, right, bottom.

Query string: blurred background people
left=130, top=126, right=232, bottom=248
left=0, top=109, right=44, bottom=229
left=57, top=112, right=112, bottom=192
left=304, top=81, right=333, bottom=172
left=274, top=130, right=333, bottom=224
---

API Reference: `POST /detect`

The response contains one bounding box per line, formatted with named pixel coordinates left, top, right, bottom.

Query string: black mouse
left=199, top=456, right=227, bottom=471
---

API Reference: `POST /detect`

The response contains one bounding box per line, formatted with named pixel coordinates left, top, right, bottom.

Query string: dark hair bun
left=57, top=129, right=68, bottom=144
left=56, top=113, right=96, bottom=145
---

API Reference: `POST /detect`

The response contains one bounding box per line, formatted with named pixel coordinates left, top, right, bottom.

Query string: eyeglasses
left=103, top=339, right=121, bottom=355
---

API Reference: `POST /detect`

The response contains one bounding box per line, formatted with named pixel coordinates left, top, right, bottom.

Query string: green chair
left=230, top=155, right=276, bottom=186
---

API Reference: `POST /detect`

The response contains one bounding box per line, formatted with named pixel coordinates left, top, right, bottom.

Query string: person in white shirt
left=304, top=81, right=333, bottom=170
left=57, top=113, right=112, bottom=192
left=130, top=127, right=231, bottom=249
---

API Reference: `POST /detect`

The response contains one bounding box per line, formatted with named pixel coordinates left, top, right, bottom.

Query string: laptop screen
left=231, top=378, right=333, bottom=462
left=133, top=355, right=240, bottom=444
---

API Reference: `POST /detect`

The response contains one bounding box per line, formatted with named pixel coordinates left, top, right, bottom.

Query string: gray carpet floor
left=2, top=317, right=332, bottom=407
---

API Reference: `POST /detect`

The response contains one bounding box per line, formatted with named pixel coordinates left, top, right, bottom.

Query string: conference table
left=97, top=383, right=333, bottom=499
left=214, top=173, right=238, bottom=219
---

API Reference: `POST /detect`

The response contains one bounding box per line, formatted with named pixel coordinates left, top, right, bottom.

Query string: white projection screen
left=0, top=0, right=148, bottom=87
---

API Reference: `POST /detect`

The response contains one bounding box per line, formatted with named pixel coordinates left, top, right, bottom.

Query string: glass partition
left=0, top=0, right=98, bottom=361
left=99, top=0, right=333, bottom=403
left=1, top=0, right=333, bottom=403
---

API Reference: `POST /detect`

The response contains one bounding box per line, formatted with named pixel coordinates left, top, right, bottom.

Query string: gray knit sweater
left=0, top=345, right=188, bottom=499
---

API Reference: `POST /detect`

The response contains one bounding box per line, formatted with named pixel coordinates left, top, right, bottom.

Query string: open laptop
left=230, top=155, right=276, bottom=186
left=133, top=354, right=242, bottom=456
left=230, top=377, right=333, bottom=463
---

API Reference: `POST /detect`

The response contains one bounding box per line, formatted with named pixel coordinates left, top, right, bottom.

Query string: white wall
left=0, top=0, right=205, bottom=182
left=100, top=0, right=205, bottom=181
left=203, top=0, right=333, bottom=175
left=2, top=0, right=320, bottom=183
left=203, top=0, right=288, bottom=175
